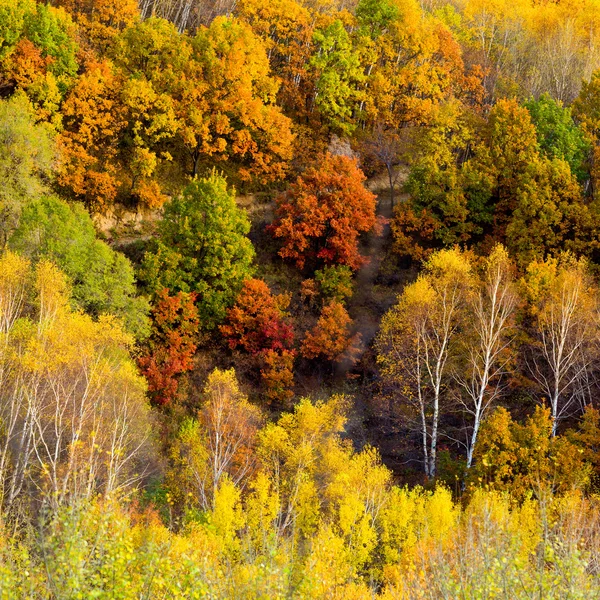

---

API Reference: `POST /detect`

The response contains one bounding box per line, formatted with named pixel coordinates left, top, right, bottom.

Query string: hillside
left=2, top=0, right=600, bottom=597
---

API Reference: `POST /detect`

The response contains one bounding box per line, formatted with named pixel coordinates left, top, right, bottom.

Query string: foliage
left=525, top=93, right=591, bottom=182
left=314, top=265, right=354, bottom=303
left=0, top=94, right=54, bottom=244
left=138, top=288, right=199, bottom=406
left=468, top=406, right=590, bottom=500
left=0, top=250, right=153, bottom=513
left=9, top=195, right=149, bottom=338
left=301, top=300, right=361, bottom=363
left=140, top=173, right=255, bottom=328
left=271, top=154, right=378, bottom=271
left=221, top=278, right=294, bottom=355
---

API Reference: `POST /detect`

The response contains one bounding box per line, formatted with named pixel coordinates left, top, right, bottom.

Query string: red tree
left=220, top=278, right=294, bottom=354
left=270, top=154, right=378, bottom=271
left=220, top=278, right=296, bottom=404
left=138, top=288, right=199, bottom=406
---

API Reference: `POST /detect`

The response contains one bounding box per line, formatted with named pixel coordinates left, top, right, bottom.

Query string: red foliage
left=220, top=278, right=294, bottom=355
left=270, top=154, right=378, bottom=271
left=138, top=288, right=199, bottom=406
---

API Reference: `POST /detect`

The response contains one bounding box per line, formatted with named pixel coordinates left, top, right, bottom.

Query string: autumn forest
left=4, top=0, right=600, bottom=597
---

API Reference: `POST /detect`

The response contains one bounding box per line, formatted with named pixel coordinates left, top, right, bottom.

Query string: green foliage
left=526, top=93, right=591, bottom=182
left=23, top=3, right=79, bottom=85
left=9, top=196, right=149, bottom=338
left=356, top=0, right=400, bottom=38
left=0, top=93, right=55, bottom=244
left=141, top=173, right=255, bottom=328
left=314, top=265, right=354, bottom=302
left=0, top=0, right=33, bottom=58
left=310, top=20, right=365, bottom=135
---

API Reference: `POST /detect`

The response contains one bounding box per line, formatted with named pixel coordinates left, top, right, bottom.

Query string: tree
left=468, top=406, right=590, bottom=500
left=574, top=70, right=600, bottom=198
left=314, top=265, right=354, bottom=303
left=457, top=245, right=518, bottom=469
left=220, top=278, right=294, bottom=356
left=310, top=18, right=365, bottom=135
left=469, top=98, right=540, bottom=241
left=504, top=156, right=599, bottom=267
left=0, top=94, right=55, bottom=245
left=9, top=195, right=149, bottom=338
left=360, top=122, right=402, bottom=208
left=186, top=16, right=294, bottom=183
left=140, top=174, right=255, bottom=328
left=53, top=0, right=139, bottom=51
left=0, top=1, right=79, bottom=100
left=57, top=59, right=128, bottom=211
left=525, top=93, right=591, bottom=183
left=221, top=278, right=295, bottom=404
left=260, top=349, right=295, bottom=405
left=137, top=288, right=199, bottom=406
left=376, top=248, right=472, bottom=479
left=0, top=251, right=153, bottom=512
left=167, top=368, right=262, bottom=510
left=301, top=300, right=360, bottom=364
left=235, top=0, right=315, bottom=124
left=521, top=254, right=600, bottom=435
left=271, top=154, right=378, bottom=271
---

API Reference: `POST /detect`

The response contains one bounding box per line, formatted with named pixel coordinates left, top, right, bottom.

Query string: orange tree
left=270, top=153, right=378, bottom=272
left=138, top=288, right=199, bottom=406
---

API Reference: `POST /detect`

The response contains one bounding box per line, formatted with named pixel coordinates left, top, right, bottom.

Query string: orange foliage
left=220, top=278, right=294, bottom=355
left=221, top=278, right=296, bottom=404
left=54, top=0, right=139, bottom=50
left=138, top=289, right=199, bottom=406
left=301, top=300, right=361, bottom=363
left=261, top=348, right=295, bottom=405
left=57, top=60, right=127, bottom=210
left=271, top=154, right=378, bottom=271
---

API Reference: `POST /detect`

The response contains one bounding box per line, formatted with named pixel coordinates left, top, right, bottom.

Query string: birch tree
left=168, top=368, right=262, bottom=510
left=457, top=245, right=518, bottom=469
left=522, top=254, right=600, bottom=435
left=0, top=251, right=153, bottom=513
left=377, top=248, right=472, bottom=479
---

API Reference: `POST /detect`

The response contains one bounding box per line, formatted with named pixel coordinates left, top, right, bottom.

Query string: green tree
left=141, top=173, right=255, bottom=328
left=356, top=0, right=400, bottom=39
left=525, top=93, right=590, bottom=182
left=310, top=19, right=365, bottom=135
left=9, top=195, right=149, bottom=338
left=22, top=3, right=78, bottom=89
left=0, top=94, right=55, bottom=245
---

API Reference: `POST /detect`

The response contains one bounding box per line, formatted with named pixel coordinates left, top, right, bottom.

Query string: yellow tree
left=457, top=245, right=518, bottom=469
left=168, top=368, right=262, bottom=510
left=0, top=251, right=153, bottom=512
left=187, top=16, right=294, bottom=183
left=377, top=248, right=473, bottom=479
left=521, top=254, right=600, bottom=435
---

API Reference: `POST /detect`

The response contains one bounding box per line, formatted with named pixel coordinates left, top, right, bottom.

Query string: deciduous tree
left=271, top=154, right=378, bottom=271
left=521, top=254, right=600, bottom=435
left=140, top=174, right=255, bottom=328
left=301, top=300, right=360, bottom=364
left=137, top=288, right=199, bottom=406
left=377, top=248, right=472, bottom=479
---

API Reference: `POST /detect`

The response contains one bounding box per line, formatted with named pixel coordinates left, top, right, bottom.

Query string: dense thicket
left=4, top=0, right=600, bottom=596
